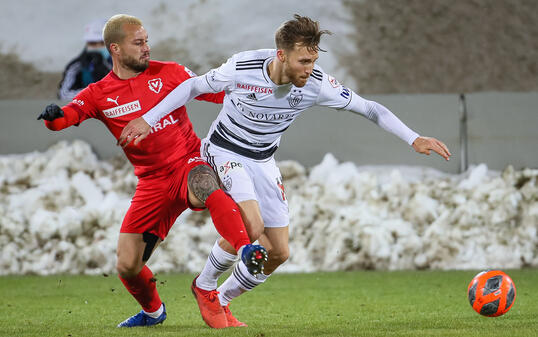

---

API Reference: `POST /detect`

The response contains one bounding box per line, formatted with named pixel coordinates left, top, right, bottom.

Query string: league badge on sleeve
left=328, top=75, right=340, bottom=88
left=184, top=66, right=197, bottom=78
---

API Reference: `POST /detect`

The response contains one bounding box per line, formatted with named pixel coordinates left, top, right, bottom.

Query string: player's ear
left=276, top=49, right=286, bottom=62
left=110, top=43, right=120, bottom=55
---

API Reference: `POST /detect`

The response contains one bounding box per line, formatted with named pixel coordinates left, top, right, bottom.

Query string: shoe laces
left=203, top=289, right=220, bottom=302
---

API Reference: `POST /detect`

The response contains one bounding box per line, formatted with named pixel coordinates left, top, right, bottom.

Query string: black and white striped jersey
left=203, top=49, right=361, bottom=159
left=143, top=49, right=419, bottom=160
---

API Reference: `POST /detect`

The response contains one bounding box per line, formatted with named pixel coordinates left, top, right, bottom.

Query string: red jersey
left=54, top=61, right=224, bottom=176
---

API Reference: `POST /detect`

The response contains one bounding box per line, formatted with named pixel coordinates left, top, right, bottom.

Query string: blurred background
left=0, top=0, right=537, bottom=275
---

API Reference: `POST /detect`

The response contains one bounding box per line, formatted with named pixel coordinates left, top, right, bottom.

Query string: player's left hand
left=412, top=136, right=451, bottom=161
left=118, top=117, right=151, bottom=148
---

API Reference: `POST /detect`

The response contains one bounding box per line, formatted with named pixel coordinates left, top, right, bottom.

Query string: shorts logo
left=222, top=176, right=233, bottom=191
left=276, top=177, right=286, bottom=201
left=102, top=100, right=141, bottom=118
left=219, top=161, right=242, bottom=175
left=148, top=78, right=163, bottom=94
left=187, top=156, right=205, bottom=164
left=287, top=89, right=303, bottom=108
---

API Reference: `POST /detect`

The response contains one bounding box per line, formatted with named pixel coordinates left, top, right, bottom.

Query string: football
left=467, top=270, right=516, bottom=317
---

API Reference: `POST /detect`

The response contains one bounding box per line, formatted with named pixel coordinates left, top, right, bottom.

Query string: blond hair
left=275, top=14, right=331, bottom=52
left=103, top=14, right=143, bottom=52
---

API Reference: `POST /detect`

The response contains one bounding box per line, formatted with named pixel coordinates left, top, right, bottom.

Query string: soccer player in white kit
left=119, top=15, right=451, bottom=328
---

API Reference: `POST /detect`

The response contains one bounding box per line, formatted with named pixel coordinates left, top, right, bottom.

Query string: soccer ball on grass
left=467, top=270, right=516, bottom=317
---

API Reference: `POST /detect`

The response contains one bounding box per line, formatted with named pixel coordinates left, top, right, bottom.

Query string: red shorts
left=120, top=153, right=210, bottom=240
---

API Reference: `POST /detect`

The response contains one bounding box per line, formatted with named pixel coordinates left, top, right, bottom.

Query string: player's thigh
left=258, top=226, right=290, bottom=262
left=248, top=158, right=289, bottom=229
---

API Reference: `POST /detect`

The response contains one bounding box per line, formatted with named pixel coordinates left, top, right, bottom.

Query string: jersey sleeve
left=202, top=56, right=236, bottom=93
left=46, top=86, right=99, bottom=130
left=183, top=65, right=226, bottom=104
left=315, top=73, right=353, bottom=109
left=143, top=58, right=236, bottom=127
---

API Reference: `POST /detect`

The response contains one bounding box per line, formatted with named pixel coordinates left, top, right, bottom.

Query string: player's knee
left=188, top=165, right=220, bottom=203
left=268, top=249, right=289, bottom=266
left=247, top=225, right=264, bottom=242
left=116, top=260, right=141, bottom=279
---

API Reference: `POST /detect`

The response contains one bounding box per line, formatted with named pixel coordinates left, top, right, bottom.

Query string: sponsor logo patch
left=236, top=83, right=273, bottom=94
left=102, top=100, right=141, bottom=118
left=219, top=161, right=242, bottom=175
left=148, top=78, right=163, bottom=93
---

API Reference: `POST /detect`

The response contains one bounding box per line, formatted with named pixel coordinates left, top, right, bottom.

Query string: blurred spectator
left=57, top=19, right=112, bottom=100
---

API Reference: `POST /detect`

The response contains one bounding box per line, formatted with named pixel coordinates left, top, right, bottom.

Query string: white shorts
left=201, top=139, right=289, bottom=228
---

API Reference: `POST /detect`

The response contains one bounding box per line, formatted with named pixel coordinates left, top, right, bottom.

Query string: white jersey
left=143, top=49, right=420, bottom=160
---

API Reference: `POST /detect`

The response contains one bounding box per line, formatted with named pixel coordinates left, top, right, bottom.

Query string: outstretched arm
left=345, top=94, right=451, bottom=161
left=118, top=75, right=214, bottom=147
left=38, top=104, right=81, bottom=130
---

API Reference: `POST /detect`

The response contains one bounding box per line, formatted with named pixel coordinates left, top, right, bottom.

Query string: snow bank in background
left=0, top=141, right=537, bottom=275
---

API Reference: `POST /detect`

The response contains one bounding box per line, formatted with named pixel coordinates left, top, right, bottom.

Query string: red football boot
left=191, top=276, right=227, bottom=329
left=223, top=304, right=247, bottom=327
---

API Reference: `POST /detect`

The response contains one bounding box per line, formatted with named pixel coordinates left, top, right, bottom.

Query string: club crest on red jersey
left=148, top=78, right=163, bottom=94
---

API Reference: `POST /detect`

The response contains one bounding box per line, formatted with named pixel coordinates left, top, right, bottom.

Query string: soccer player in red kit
left=37, top=14, right=267, bottom=328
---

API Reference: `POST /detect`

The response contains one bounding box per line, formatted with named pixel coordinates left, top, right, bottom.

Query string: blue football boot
left=241, top=244, right=268, bottom=275
left=117, top=303, right=167, bottom=327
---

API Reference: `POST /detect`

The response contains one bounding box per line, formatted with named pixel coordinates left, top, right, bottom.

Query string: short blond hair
left=275, top=14, right=331, bottom=52
left=103, top=14, right=143, bottom=52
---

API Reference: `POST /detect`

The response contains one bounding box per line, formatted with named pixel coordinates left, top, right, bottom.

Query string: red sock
left=205, top=189, right=251, bottom=251
left=119, top=265, right=162, bottom=312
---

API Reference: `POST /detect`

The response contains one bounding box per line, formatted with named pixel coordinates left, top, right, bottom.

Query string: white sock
left=143, top=303, right=164, bottom=318
left=217, top=260, right=270, bottom=306
left=196, top=239, right=238, bottom=291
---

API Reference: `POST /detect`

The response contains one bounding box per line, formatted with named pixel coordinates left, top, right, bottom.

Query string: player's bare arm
left=187, top=165, right=220, bottom=206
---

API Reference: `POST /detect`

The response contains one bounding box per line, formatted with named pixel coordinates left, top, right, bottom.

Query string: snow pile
left=282, top=155, right=538, bottom=272
left=1, top=141, right=537, bottom=275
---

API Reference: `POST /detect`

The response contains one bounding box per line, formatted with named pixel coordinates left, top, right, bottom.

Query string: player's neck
left=267, top=59, right=291, bottom=86
left=112, top=63, right=143, bottom=80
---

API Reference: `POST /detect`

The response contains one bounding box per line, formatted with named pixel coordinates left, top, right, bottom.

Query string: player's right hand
left=37, top=104, right=64, bottom=121
left=118, top=117, right=152, bottom=148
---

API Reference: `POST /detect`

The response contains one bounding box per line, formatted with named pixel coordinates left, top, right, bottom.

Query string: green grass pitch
left=1, top=270, right=537, bottom=337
